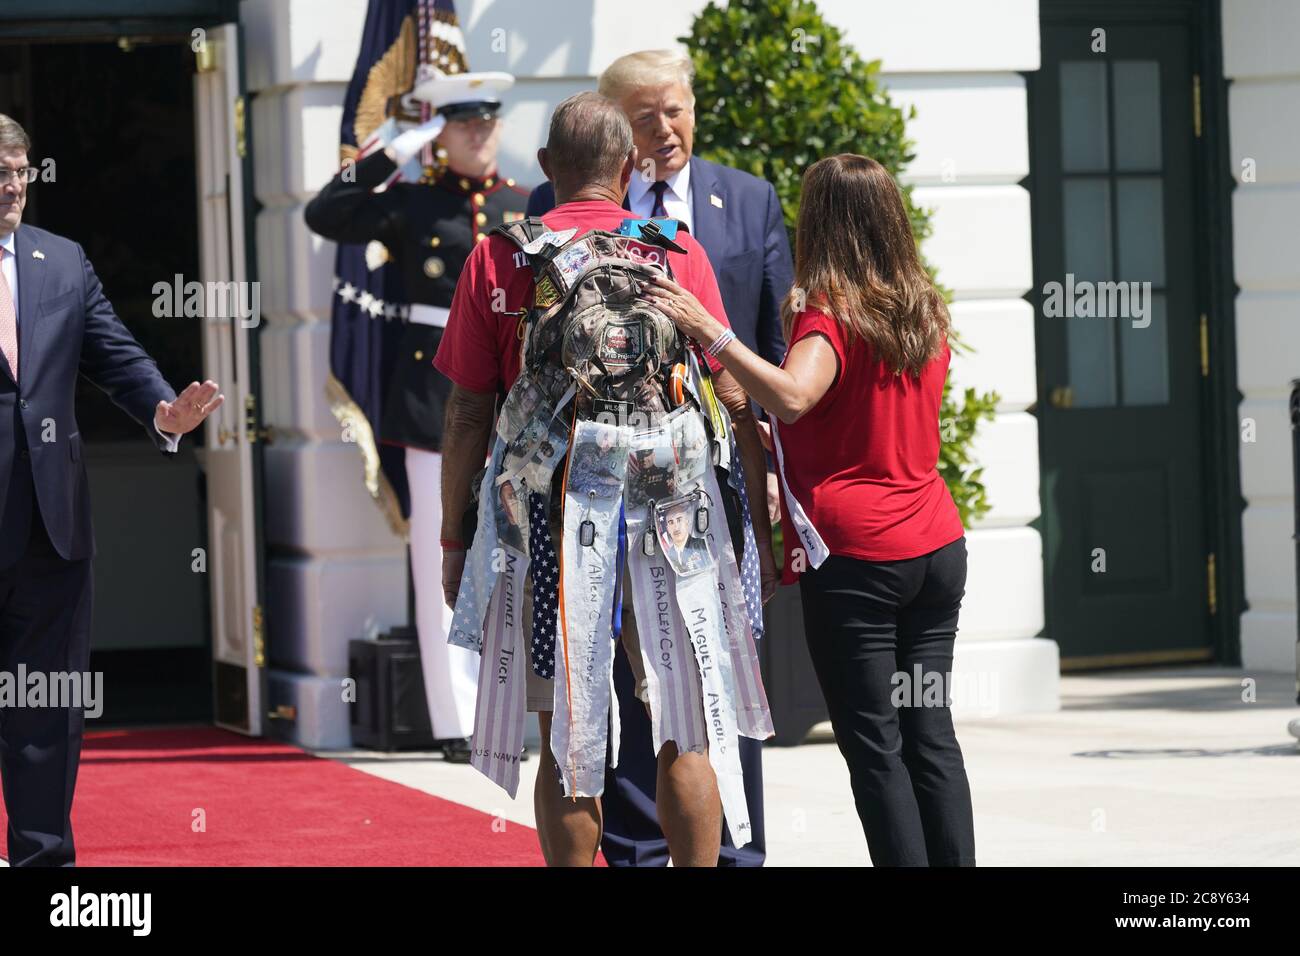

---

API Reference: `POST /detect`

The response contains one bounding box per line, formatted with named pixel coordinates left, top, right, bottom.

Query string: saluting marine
left=305, top=71, right=529, bottom=762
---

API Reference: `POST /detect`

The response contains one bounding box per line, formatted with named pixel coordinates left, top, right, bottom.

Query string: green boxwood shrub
left=682, top=0, right=1000, bottom=528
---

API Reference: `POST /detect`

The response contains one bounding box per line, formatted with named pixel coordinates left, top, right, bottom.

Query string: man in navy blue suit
left=0, top=115, right=223, bottom=866
left=527, top=50, right=794, bottom=867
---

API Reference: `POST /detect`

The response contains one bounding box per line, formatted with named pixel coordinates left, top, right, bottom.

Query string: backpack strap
left=489, top=216, right=550, bottom=248
left=489, top=219, right=585, bottom=371
left=490, top=218, right=578, bottom=275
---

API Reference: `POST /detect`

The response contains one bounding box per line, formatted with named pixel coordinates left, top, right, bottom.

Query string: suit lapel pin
left=32, top=249, right=44, bottom=260
left=710, top=193, right=723, bottom=209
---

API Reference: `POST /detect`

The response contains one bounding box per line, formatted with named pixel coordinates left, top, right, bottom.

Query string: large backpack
left=461, top=216, right=743, bottom=554
left=493, top=216, right=696, bottom=422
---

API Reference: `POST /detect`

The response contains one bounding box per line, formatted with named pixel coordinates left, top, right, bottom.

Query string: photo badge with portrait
left=653, top=491, right=718, bottom=578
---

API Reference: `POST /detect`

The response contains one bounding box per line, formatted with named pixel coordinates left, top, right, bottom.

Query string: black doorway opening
left=4, top=36, right=213, bottom=724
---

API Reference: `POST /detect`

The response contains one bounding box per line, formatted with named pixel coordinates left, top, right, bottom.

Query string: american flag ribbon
left=528, top=492, right=558, bottom=678
left=726, top=435, right=765, bottom=638
left=469, top=542, right=529, bottom=798
left=703, top=464, right=773, bottom=741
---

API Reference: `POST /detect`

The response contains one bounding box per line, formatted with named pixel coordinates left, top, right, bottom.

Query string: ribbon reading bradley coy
left=626, top=507, right=708, bottom=760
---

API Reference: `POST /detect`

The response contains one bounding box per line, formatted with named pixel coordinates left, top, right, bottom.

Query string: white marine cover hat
left=411, top=70, right=515, bottom=119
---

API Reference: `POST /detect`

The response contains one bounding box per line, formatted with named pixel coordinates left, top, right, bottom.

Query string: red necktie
left=0, top=247, right=17, bottom=383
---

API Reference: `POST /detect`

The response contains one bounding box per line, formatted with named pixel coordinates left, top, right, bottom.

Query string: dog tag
left=694, top=506, right=710, bottom=534
left=579, top=520, right=596, bottom=547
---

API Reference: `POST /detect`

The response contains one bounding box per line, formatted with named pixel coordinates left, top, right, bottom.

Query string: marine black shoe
left=441, top=737, right=472, bottom=763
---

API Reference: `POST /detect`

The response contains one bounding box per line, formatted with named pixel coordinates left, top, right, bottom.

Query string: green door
left=1031, top=11, right=1214, bottom=666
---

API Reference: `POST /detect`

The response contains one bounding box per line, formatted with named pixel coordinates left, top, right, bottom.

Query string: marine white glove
left=385, top=115, right=447, bottom=167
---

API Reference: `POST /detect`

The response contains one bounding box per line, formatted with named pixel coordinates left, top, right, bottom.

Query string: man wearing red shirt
left=435, top=92, right=775, bottom=866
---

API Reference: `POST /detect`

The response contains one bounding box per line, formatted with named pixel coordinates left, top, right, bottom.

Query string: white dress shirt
left=1, top=231, right=16, bottom=308
left=627, top=162, right=693, bottom=233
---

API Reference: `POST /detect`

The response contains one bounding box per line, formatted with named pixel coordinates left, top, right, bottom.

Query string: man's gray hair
left=545, top=91, right=634, bottom=189
left=0, top=114, right=31, bottom=153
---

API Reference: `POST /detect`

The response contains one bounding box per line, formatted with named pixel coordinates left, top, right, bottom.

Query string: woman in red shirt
left=646, top=153, right=975, bottom=866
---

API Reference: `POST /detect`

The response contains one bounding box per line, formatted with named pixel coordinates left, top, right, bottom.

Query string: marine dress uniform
left=305, top=73, right=529, bottom=756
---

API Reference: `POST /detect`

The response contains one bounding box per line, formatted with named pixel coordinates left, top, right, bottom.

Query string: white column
left=242, top=0, right=408, bottom=748
left=1223, top=0, right=1300, bottom=673
left=874, top=3, right=1057, bottom=717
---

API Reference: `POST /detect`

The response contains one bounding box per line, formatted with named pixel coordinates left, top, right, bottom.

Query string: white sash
left=551, top=419, right=631, bottom=798
left=627, top=513, right=708, bottom=759
left=671, top=522, right=752, bottom=848
left=771, top=420, right=831, bottom=570
left=469, top=543, right=529, bottom=797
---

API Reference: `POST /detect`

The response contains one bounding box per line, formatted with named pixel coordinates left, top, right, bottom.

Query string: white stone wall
left=1223, top=0, right=1300, bottom=673
left=243, top=0, right=405, bottom=748
left=245, top=0, right=1055, bottom=732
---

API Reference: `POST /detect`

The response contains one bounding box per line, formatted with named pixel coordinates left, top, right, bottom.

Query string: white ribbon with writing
left=771, top=420, right=830, bottom=571
left=470, top=542, right=530, bottom=797
left=552, top=419, right=630, bottom=798
left=626, top=510, right=708, bottom=760
left=671, top=533, right=752, bottom=847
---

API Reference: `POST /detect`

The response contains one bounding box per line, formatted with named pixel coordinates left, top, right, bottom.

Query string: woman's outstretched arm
left=644, top=275, right=839, bottom=424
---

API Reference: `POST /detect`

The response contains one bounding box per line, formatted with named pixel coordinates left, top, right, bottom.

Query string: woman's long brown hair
left=781, top=154, right=949, bottom=377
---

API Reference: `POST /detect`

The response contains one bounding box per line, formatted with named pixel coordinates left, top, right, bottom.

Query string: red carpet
left=0, top=726, right=546, bottom=866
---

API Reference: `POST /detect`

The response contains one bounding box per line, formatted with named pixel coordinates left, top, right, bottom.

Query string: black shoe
left=441, top=737, right=472, bottom=763
left=519, top=745, right=530, bottom=762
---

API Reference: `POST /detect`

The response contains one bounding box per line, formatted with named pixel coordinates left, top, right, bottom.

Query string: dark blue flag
left=325, top=0, right=467, bottom=533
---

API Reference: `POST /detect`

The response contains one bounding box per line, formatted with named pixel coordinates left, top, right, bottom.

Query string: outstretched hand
left=643, top=274, right=725, bottom=345
left=156, top=380, right=225, bottom=436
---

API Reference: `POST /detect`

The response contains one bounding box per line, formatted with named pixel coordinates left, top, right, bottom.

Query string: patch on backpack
left=534, top=275, right=560, bottom=308
left=597, top=319, right=644, bottom=372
